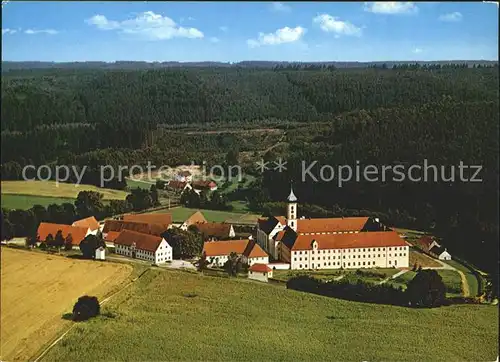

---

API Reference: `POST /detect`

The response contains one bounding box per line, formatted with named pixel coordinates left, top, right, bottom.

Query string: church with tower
left=256, top=187, right=409, bottom=270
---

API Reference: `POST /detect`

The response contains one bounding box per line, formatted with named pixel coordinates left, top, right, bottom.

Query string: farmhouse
left=167, top=180, right=188, bottom=192
left=248, top=263, right=273, bottom=282
left=192, top=222, right=235, bottom=240
left=429, top=245, right=452, bottom=261
left=203, top=239, right=269, bottom=267
left=179, top=211, right=207, bottom=231
left=417, top=236, right=442, bottom=252
left=72, top=216, right=100, bottom=234
left=114, top=230, right=173, bottom=264
left=102, top=220, right=167, bottom=238
left=191, top=180, right=218, bottom=191
left=37, top=222, right=90, bottom=247
left=175, top=170, right=193, bottom=183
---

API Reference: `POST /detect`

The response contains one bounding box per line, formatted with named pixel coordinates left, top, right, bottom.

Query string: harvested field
left=0, top=247, right=132, bottom=361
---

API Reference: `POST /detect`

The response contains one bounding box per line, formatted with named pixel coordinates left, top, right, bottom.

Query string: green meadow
left=42, top=269, right=498, bottom=362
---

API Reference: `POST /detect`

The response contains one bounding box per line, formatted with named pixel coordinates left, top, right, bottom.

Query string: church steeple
left=286, top=185, right=297, bottom=231
left=287, top=186, right=297, bottom=202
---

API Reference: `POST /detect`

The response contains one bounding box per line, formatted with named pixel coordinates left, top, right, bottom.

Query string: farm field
left=154, top=206, right=261, bottom=224
left=43, top=268, right=498, bottom=361
left=1, top=181, right=129, bottom=201
left=0, top=247, right=132, bottom=361
left=1, top=194, right=75, bottom=210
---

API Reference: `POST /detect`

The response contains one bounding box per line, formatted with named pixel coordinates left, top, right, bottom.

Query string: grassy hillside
left=42, top=269, right=498, bottom=361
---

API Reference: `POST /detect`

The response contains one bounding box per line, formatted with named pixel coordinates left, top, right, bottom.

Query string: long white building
left=114, top=230, right=173, bottom=264
left=256, top=187, right=409, bottom=270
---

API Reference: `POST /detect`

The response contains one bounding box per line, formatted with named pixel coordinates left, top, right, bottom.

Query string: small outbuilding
left=95, top=247, right=106, bottom=260
left=248, top=263, right=273, bottom=283
left=430, top=246, right=452, bottom=261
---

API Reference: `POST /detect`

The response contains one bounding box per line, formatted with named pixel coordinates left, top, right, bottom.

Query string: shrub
left=72, top=295, right=100, bottom=321
left=406, top=269, right=447, bottom=308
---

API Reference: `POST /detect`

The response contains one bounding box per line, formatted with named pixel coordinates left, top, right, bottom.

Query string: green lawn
left=1, top=194, right=76, bottom=210
left=42, top=269, right=498, bottom=361
left=125, top=178, right=154, bottom=190
left=153, top=206, right=261, bottom=224
left=437, top=270, right=463, bottom=297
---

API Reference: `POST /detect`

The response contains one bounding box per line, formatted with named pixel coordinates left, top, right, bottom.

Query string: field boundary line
left=33, top=268, right=150, bottom=362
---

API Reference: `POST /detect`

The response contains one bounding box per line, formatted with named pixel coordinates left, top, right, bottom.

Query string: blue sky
left=1, top=1, right=499, bottom=62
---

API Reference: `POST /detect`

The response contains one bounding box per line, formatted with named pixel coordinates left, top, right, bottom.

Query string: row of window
left=294, top=253, right=406, bottom=261
left=293, top=246, right=406, bottom=255
left=296, top=259, right=398, bottom=269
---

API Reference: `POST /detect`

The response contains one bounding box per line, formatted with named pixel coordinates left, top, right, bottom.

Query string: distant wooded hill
left=1, top=60, right=498, bottom=71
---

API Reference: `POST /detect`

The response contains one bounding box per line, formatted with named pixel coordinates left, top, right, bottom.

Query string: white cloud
left=412, top=47, right=423, bottom=54
left=483, top=1, right=499, bottom=7
left=85, top=11, right=204, bottom=40
left=438, top=12, right=463, bottom=22
left=271, top=2, right=291, bottom=12
left=2, top=28, right=17, bottom=35
left=247, top=26, right=305, bottom=47
left=364, top=2, right=418, bottom=14
left=24, top=29, right=58, bottom=35
left=209, top=37, right=220, bottom=43
left=313, top=14, right=362, bottom=37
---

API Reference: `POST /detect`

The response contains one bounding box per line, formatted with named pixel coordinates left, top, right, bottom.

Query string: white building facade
left=114, top=233, right=173, bottom=264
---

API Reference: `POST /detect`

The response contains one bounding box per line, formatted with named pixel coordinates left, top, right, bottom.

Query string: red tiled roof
left=104, top=231, right=121, bottom=242
left=193, top=222, right=232, bottom=239
left=184, top=211, right=207, bottom=227
left=249, top=263, right=272, bottom=273
left=243, top=239, right=268, bottom=258
left=103, top=220, right=167, bottom=236
left=192, top=180, right=217, bottom=188
left=276, top=216, right=287, bottom=224
left=37, top=223, right=88, bottom=246
left=122, top=213, right=172, bottom=228
left=274, top=230, right=286, bottom=241
left=203, top=239, right=268, bottom=259
left=290, top=231, right=407, bottom=251
left=296, top=217, right=369, bottom=233
left=72, top=216, right=100, bottom=231
left=168, top=180, right=187, bottom=189
left=114, top=230, right=164, bottom=252
left=417, top=236, right=434, bottom=248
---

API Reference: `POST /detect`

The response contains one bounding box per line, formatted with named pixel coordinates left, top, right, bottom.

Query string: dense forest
left=1, top=66, right=498, bottom=274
